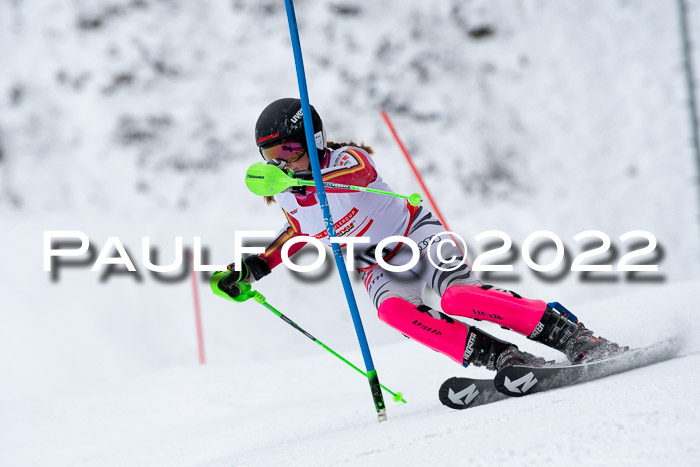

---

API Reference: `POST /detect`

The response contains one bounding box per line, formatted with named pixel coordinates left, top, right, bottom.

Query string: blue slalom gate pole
left=283, top=0, right=387, bottom=422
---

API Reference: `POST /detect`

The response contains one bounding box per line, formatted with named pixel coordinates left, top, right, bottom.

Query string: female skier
left=215, top=98, right=623, bottom=371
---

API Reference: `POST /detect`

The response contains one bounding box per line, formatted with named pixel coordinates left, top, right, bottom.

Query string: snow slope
left=3, top=281, right=700, bottom=466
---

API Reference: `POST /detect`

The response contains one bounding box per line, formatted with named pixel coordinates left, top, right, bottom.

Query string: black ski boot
left=463, top=327, right=547, bottom=371
left=528, top=302, right=627, bottom=364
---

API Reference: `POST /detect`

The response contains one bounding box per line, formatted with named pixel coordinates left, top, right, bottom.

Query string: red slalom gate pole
left=190, top=252, right=206, bottom=365
left=380, top=110, right=465, bottom=258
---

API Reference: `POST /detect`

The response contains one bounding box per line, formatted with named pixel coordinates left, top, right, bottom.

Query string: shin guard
left=377, top=297, right=469, bottom=364
left=441, top=284, right=547, bottom=336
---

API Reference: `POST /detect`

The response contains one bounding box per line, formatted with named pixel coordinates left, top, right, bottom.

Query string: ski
left=438, top=376, right=508, bottom=409
left=439, top=338, right=681, bottom=410
left=494, top=338, right=681, bottom=397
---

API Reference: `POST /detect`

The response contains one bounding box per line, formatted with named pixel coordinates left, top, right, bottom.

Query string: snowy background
left=2, top=0, right=700, bottom=465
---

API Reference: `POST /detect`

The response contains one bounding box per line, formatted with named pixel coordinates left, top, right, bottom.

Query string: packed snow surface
left=3, top=282, right=700, bottom=466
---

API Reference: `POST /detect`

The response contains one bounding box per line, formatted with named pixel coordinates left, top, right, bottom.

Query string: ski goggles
left=260, top=140, right=306, bottom=162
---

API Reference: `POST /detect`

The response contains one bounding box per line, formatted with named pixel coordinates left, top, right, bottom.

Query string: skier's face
left=284, top=151, right=310, bottom=172
left=260, top=139, right=309, bottom=172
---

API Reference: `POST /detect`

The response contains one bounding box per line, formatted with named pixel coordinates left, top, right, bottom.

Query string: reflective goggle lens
left=261, top=140, right=306, bottom=162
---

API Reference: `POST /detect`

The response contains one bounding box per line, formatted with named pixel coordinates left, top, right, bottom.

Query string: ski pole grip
left=210, top=271, right=253, bottom=303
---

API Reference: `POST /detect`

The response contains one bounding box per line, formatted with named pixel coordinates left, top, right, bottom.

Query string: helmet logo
left=290, top=108, right=304, bottom=124
left=257, top=132, right=279, bottom=144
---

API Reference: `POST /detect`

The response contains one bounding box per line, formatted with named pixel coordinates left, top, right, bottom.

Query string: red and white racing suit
left=257, top=146, right=548, bottom=366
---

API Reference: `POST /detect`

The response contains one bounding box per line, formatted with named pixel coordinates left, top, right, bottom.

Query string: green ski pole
left=210, top=271, right=406, bottom=404
left=245, top=162, right=422, bottom=206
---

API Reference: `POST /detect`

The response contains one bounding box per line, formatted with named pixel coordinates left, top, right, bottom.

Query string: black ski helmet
left=255, top=98, right=327, bottom=161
